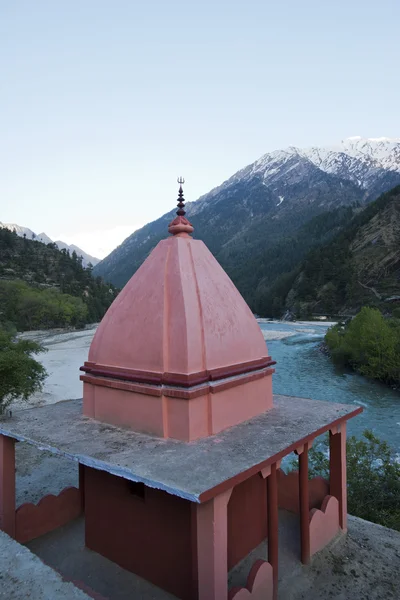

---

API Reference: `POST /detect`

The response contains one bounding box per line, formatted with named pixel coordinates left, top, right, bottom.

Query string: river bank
left=13, top=325, right=98, bottom=411
left=11, top=320, right=400, bottom=453
left=259, top=320, right=400, bottom=452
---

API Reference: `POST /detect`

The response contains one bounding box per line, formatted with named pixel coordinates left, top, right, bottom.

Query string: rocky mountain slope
left=94, top=137, right=400, bottom=312
left=0, top=223, right=99, bottom=267
left=282, top=186, right=400, bottom=317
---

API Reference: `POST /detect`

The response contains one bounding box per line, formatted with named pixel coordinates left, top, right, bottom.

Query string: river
left=19, top=321, right=400, bottom=452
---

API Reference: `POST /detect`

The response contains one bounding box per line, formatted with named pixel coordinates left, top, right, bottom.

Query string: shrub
left=325, top=307, right=400, bottom=384
left=304, top=430, right=400, bottom=531
left=0, top=328, right=47, bottom=412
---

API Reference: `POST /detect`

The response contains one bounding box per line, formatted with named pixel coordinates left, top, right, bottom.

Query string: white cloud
left=57, top=223, right=143, bottom=259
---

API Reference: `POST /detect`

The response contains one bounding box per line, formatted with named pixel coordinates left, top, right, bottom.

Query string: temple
left=0, top=179, right=362, bottom=600
left=80, top=178, right=275, bottom=440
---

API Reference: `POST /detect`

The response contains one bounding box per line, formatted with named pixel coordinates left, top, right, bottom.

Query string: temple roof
left=85, top=180, right=271, bottom=382
left=0, top=397, right=362, bottom=502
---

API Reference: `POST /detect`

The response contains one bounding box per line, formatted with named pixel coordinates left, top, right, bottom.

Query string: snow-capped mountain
left=53, top=239, right=99, bottom=267
left=242, top=136, right=400, bottom=183
left=36, top=232, right=53, bottom=245
left=300, top=136, right=400, bottom=189
left=0, top=223, right=36, bottom=240
left=0, top=222, right=99, bottom=267
left=183, top=137, right=400, bottom=217
left=209, top=136, right=400, bottom=196
left=94, top=136, right=400, bottom=289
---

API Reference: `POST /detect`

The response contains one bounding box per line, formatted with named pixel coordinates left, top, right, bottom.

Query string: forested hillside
left=0, top=228, right=118, bottom=331
left=281, top=186, right=400, bottom=317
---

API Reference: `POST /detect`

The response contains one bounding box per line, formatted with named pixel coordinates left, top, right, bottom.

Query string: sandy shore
left=12, top=326, right=97, bottom=411
left=261, top=330, right=295, bottom=340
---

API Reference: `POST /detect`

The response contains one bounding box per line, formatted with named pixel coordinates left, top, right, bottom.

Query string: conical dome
left=81, top=181, right=275, bottom=441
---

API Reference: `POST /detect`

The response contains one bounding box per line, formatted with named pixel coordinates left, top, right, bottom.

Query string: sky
left=1, top=0, right=399, bottom=258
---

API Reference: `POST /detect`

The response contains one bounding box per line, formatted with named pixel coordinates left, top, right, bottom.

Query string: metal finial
left=176, top=176, right=186, bottom=216
left=168, top=176, right=194, bottom=235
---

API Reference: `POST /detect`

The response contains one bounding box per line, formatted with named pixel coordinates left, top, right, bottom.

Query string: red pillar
left=79, top=463, right=85, bottom=511
left=267, top=463, right=279, bottom=600
left=298, top=443, right=310, bottom=564
left=0, top=434, right=16, bottom=537
left=196, top=488, right=232, bottom=600
left=330, top=423, right=347, bottom=531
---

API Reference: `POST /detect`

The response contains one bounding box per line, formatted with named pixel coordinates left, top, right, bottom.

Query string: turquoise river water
left=259, top=320, right=400, bottom=453
left=22, top=322, right=400, bottom=454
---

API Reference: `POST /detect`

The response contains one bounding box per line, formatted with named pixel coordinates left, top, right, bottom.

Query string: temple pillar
left=329, top=423, right=347, bottom=531
left=79, top=463, right=85, bottom=511
left=0, top=434, right=16, bottom=537
left=267, top=463, right=279, bottom=600
left=196, top=488, right=232, bottom=600
left=297, top=443, right=310, bottom=564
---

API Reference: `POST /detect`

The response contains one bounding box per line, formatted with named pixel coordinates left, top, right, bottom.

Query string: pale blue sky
left=1, top=0, right=399, bottom=257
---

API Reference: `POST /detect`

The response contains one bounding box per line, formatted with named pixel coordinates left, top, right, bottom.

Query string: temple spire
left=168, top=176, right=194, bottom=236
left=176, top=177, right=186, bottom=216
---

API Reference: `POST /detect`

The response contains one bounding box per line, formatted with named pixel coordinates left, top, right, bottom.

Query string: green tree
left=0, top=228, right=118, bottom=332
left=0, top=329, right=47, bottom=413
left=325, top=307, right=400, bottom=384
left=301, top=431, right=400, bottom=531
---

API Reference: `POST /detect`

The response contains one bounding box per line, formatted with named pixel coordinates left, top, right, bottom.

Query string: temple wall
left=228, top=473, right=268, bottom=569
left=84, top=383, right=165, bottom=436
left=83, top=371, right=273, bottom=441
left=84, top=467, right=195, bottom=600
left=211, top=375, right=273, bottom=435
left=277, top=469, right=329, bottom=513
left=84, top=466, right=270, bottom=599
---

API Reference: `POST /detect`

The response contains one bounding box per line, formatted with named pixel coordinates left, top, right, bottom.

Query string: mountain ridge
left=0, top=222, right=99, bottom=267
left=93, top=137, right=400, bottom=313
left=0, top=227, right=117, bottom=331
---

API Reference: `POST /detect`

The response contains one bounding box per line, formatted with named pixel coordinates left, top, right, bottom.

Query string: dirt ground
left=15, top=442, right=78, bottom=506
left=280, top=516, right=400, bottom=600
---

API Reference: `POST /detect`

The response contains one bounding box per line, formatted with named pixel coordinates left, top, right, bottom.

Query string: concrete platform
left=25, top=511, right=301, bottom=600
left=27, top=518, right=178, bottom=600
left=3, top=427, right=399, bottom=600
left=24, top=514, right=400, bottom=600
left=0, top=395, right=361, bottom=502
left=0, top=529, right=90, bottom=599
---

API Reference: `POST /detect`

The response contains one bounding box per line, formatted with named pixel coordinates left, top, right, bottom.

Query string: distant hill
left=280, top=186, right=400, bottom=317
left=0, top=222, right=99, bottom=267
left=94, top=137, right=400, bottom=313
left=0, top=228, right=117, bottom=331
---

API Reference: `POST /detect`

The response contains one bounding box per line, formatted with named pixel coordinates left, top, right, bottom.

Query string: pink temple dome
left=87, top=233, right=270, bottom=378
left=81, top=179, right=275, bottom=440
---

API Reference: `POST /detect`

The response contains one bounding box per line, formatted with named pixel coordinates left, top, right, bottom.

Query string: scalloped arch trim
left=229, top=559, right=273, bottom=600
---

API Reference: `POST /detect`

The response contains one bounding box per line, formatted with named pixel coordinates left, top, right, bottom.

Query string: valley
left=3, top=137, right=400, bottom=443
left=2, top=7, right=400, bottom=598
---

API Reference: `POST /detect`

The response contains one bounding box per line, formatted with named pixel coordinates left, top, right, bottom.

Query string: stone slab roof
left=0, top=395, right=361, bottom=503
